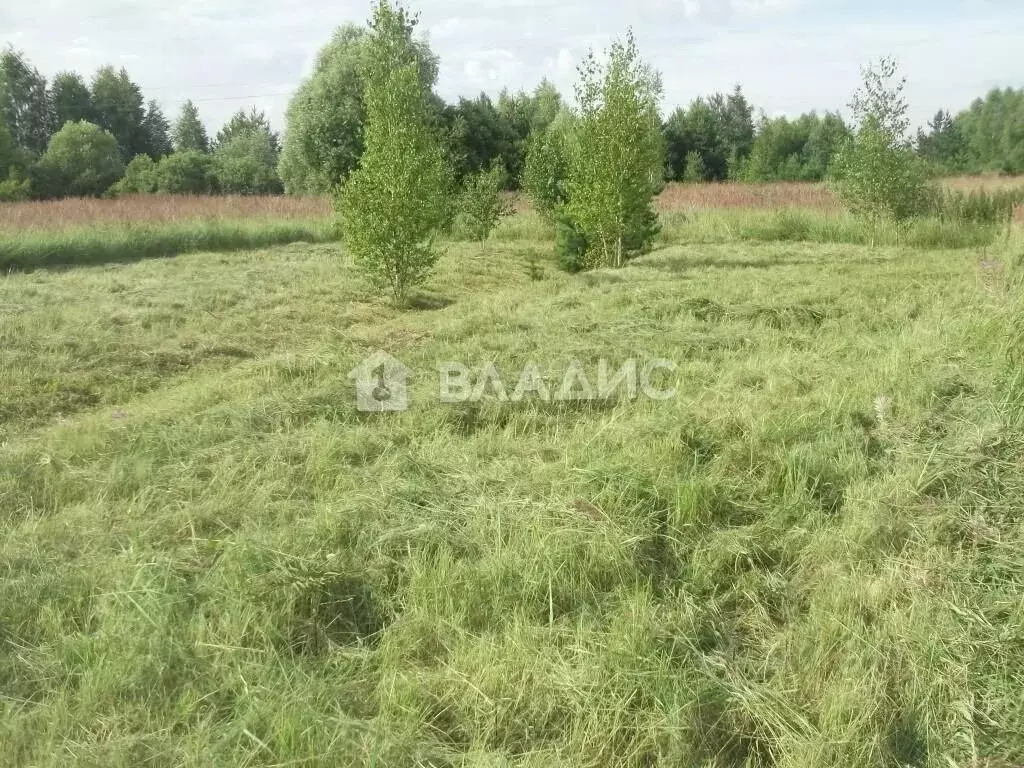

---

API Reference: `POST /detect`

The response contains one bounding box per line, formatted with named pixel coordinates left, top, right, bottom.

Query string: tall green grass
left=2, top=201, right=1014, bottom=274
left=660, top=208, right=1008, bottom=249
left=0, top=219, right=338, bottom=271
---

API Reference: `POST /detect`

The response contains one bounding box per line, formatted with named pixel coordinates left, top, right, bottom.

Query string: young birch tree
left=338, top=0, right=452, bottom=304
left=563, top=31, right=664, bottom=270
left=831, top=57, right=933, bottom=245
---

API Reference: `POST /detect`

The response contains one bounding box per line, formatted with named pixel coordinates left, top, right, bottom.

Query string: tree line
left=1, top=30, right=1023, bottom=202
left=0, top=48, right=283, bottom=200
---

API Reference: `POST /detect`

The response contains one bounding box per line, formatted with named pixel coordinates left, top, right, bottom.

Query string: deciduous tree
left=563, top=30, right=664, bottom=269
left=338, top=0, right=452, bottom=303
left=35, top=120, right=124, bottom=198
left=831, top=58, right=933, bottom=243
left=279, top=19, right=437, bottom=195
left=215, top=129, right=283, bottom=195
left=0, top=47, right=54, bottom=155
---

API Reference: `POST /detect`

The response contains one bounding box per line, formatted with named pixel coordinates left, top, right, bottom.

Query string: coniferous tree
left=141, top=100, right=172, bottom=158
left=172, top=100, right=210, bottom=153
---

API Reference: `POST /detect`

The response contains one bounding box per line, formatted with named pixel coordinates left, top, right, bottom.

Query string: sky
left=0, top=0, right=1022, bottom=134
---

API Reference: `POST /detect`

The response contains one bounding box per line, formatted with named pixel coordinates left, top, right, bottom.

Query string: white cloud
left=0, top=0, right=1020, bottom=133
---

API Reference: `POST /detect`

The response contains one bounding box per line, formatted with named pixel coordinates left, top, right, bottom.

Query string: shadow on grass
left=406, top=292, right=456, bottom=311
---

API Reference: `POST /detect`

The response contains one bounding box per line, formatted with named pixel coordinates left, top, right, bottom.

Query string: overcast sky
left=1, top=0, right=1022, bottom=133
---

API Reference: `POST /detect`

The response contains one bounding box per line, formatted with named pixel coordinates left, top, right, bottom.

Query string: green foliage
left=35, top=120, right=125, bottom=198
left=51, top=71, right=94, bottom=127
left=111, top=154, right=158, bottom=195
left=681, top=150, right=706, bottom=183
left=0, top=172, right=31, bottom=202
left=281, top=16, right=437, bottom=197
left=664, top=86, right=754, bottom=182
left=0, top=47, right=54, bottom=155
left=928, top=185, right=1024, bottom=227
left=527, top=79, right=563, bottom=135
left=522, top=109, right=572, bottom=221
left=0, top=110, right=14, bottom=175
left=562, top=30, right=664, bottom=270
left=554, top=212, right=589, bottom=272
left=443, top=93, right=520, bottom=185
left=495, top=83, right=565, bottom=187
left=338, top=0, right=452, bottom=303
left=916, top=110, right=966, bottom=171
left=90, top=66, right=147, bottom=159
left=453, top=161, right=512, bottom=242
left=741, top=112, right=851, bottom=181
left=214, top=130, right=283, bottom=195
left=154, top=150, right=217, bottom=195
left=279, top=25, right=367, bottom=195
left=215, top=108, right=279, bottom=152
left=172, top=100, right=209, bottom=153
left=141, top=100, right=172, bottom=159
left=951, top=87, right=1024, bottom=174
left=831, top=58, right=934, bottom=238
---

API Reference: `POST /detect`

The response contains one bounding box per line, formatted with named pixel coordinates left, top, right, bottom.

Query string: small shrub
left=682, top=150, right=707, bottom=183
left=111, top=155, right=159, bottom=196
left=0, top=173, right=31, bottom=202
left=155, top=151, right=218, bottom=195
left=524, top=252, right=545, bottom=281
left=453, top=161, right=511, bottom=242
left=554, top=213, right=589, bottom=273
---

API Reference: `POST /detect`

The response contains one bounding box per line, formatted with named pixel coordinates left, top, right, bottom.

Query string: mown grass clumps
left=1, top=208, right=1023, bottom=765
left=0, top=219, right=337, bottom=271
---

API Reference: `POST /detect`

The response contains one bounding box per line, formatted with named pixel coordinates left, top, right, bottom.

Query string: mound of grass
left=0, top=219, right=338, bottom=271
left=1, top=225, right=1023, bottom=765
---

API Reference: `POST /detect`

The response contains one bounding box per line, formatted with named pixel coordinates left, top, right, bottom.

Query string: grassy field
left=1, top=209, right=1023, bottom=766
left=0, top=180, right=1020, bottom=271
